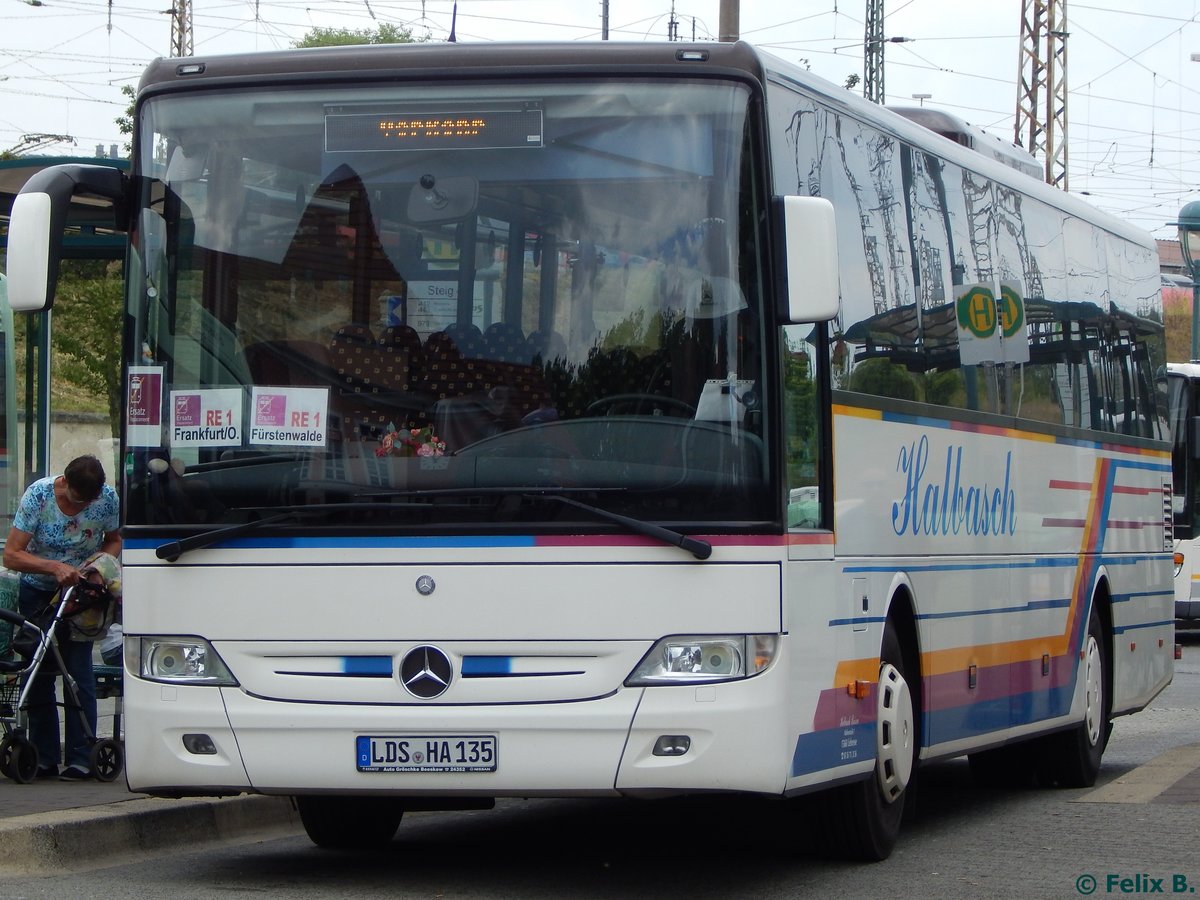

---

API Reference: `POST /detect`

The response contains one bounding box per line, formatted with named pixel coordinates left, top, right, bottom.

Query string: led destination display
left=326, top=107, right=544, bottom=152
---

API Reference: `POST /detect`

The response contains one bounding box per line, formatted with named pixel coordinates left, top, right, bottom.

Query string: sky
left=2, top=1, right=1200, bottom=238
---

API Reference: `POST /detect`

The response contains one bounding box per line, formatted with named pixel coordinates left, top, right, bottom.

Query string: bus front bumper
left=123, top=671, right=793, bottom=798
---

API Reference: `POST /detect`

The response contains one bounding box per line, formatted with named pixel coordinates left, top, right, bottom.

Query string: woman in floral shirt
left=3, top=455, right=121, bottom=780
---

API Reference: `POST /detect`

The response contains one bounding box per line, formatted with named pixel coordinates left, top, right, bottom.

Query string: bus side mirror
left=5, top=164, right=128, bottom=312
left=775, top=195, right=840, bottom=324
left=1190, top=416, right=1200, bottom=459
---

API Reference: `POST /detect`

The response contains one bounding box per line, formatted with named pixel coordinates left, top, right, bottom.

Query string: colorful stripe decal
left=842, top=554, right=1164, bottom=575
left=794, top=454, right=1169, bottom=777
left=461, top=657, right=513, bottom=676
left=125, top=535, right=538, bottom=551
left=1111, top=619, right=1174, bottom=635
left=792, top=721, right=877, bottom=776
left=832, top=403, right=1170, bottom=460
left=283, top=656, right=598, bottom=679
left=343, top=656, right=393, bottom=676
left=459, top=657, right=586, bottom=677
left=125, top=533, right=827, bottom=552
left=274, top=656, right=393, bottom=677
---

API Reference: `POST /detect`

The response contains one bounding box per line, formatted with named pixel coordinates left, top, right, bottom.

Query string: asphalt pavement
left=2, top=668, right=1198, bottom=878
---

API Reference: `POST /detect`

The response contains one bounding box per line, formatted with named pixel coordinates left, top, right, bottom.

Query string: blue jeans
left=18, top=582, right=97, bottom=771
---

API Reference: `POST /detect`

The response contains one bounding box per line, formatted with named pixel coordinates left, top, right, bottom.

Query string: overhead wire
left=1, top=1, right=1199, bottom=230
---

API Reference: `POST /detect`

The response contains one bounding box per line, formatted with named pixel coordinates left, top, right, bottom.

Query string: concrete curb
left=0, top=795, right=301, bottom=875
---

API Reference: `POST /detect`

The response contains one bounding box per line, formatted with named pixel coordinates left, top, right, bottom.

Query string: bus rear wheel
left=814, top=626, right=916, bottom=861
left=296, top=796, right=404, bottom=849
left=1037, top=605, right=1111, bottom=788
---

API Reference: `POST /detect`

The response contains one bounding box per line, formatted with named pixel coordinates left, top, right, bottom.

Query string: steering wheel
left=585, top=394, right=696, bottom=418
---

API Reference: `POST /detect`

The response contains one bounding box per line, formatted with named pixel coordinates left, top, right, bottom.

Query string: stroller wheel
left=1, top=734, right=40, bottom=784
left=0, top=736, right=12, bottom=780
left=90, top=739, right=124, bottom=782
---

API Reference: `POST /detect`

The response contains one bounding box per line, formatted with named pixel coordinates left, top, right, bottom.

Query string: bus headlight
left=626, top=634, right=778, bottom=685
left=135, top=637, right=238, bottom=686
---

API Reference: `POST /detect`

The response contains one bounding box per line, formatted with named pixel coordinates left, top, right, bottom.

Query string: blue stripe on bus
left=794, top=669, right=1129, bottom=776
left=925, top=681, right=1075, bottom=741
left=843, top=554, right=1167, bottom=576
left=1113, top=590, right=1173, bottom=603
left=461, top=656, right=513, bottom=676
left=843, top=557, right=1082, bottom=574
left=1094, top=457, right=1172, bottom=471
left=828, top=597, right=1072, bottom=627
left=124, top=535, right=538, bottom=551
left=791, top=721, right=877, bottom=776
left=914, top=597, right=1072, bottom=621
left=1112, top=618, right=1175, bottom=634
left=829, top=588, right=1169, bottom=625
left=342, top=656, right=393, bottom=676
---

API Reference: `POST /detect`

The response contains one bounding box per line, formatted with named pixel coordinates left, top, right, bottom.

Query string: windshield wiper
left=155, top=490, right=712, bottom=562
left=351, top=487, right=711, bottom=558
left=156, top=511, right=301, bottom=561
left=537, top=493, right=712, bottom=561
left=154, top=499, right=465, bottom=561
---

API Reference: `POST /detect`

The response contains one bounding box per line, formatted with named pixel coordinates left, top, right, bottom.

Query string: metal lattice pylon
left=1014, top=0, right=1068, bottom=189
left=170, top=0, right=194, bottom=58
left=864, top=0, right=885, bottom=103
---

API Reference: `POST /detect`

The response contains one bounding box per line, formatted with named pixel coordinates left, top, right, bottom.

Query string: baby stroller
left=0, top=580, right=124, bottom=783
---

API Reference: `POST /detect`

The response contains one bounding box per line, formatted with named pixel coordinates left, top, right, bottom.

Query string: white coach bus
left=1166, top=362, right=1200, bottom=624
left=3, top=41, right=1174, bottom=860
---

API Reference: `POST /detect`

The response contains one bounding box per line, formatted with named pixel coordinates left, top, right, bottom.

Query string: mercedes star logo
left=399, top=645, right=453, bottom=699
left=415, top=575, right=436, bottom=596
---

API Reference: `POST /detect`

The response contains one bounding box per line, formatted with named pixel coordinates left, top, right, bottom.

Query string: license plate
left=356, top=735, right=498, bottom=773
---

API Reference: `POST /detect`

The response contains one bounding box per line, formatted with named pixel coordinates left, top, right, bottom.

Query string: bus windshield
left=125, top=78, right=771, bottom=530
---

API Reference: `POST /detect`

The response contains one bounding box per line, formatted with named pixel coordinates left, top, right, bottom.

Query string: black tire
left=0, top=735, right=15, bottom=781
left=813, top=625, right=917, bottom=861
left=4, top=734, right=40, bottom=784
left=296, top=796, right=404, bottom=849
left=1037, top=605, right=1111, bottom=788
left=90, top=739, right=124, bottom=783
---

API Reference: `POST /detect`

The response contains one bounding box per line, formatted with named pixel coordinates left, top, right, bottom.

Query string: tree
left=1164, top=286, right=1193, bottom=362
left=293, top=23, right=425, bottom=48
left=50, top=261, right=125, bottom=436
left=71, top=20, right=421, bottom=433
left=111, top=23, right=422, bottom=156
left=115, top=84, right=135, bottom=156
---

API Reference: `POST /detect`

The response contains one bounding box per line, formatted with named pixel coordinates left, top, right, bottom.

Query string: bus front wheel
left=814, top=625, right=916, bottom=861
left=296, top=796, right=404, bottom=849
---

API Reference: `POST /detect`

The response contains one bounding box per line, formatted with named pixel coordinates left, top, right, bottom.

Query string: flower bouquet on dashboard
left=375, top=423, right=446, bottom=458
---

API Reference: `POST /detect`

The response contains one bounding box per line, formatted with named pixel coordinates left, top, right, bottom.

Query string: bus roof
left=138, top=41, right=769, bottom=91
left=1168, top=362, right=1200, bottom=378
